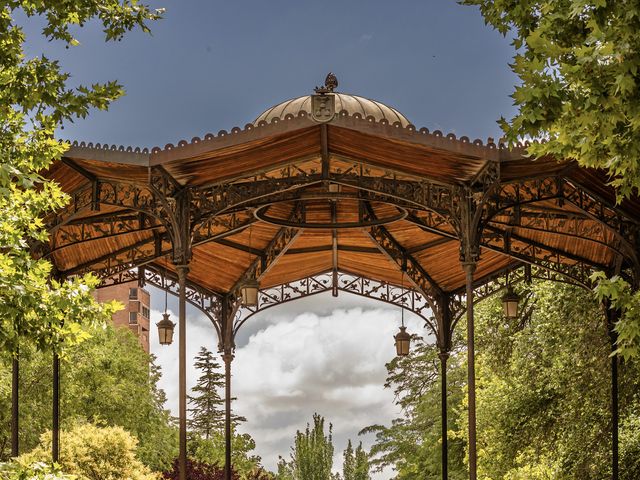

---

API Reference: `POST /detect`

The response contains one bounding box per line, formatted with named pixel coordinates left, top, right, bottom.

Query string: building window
left=129, top=288, right=138, bottom=300
left=142, top=306, right=150, bottom=319
left=129, top=312, right=138, bottom=324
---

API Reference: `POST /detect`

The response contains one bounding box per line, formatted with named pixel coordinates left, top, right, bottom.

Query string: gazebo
left=23, top=74, right=640, bottom=480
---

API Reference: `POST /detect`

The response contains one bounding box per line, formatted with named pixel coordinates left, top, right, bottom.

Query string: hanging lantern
left=394, top=326, right=411, bottom=357
left=156, top=312, right=175, bottom=346
left=241, top=278, right=260, bottom=307
left=501, top=286, right=520, bottom=319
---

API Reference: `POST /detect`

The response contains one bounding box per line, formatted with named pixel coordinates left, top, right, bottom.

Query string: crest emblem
left=310, top=94, right=335, bottom=123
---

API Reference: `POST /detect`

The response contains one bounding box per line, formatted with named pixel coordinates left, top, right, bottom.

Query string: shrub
left=162, top=458, right=237, bottom=480
left=0, top=461, right=75, bottom=479
left=17, top=423, right=157, bottom=480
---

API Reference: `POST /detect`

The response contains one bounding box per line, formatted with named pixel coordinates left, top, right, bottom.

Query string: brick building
left=94, top=281, right=151, bottom=353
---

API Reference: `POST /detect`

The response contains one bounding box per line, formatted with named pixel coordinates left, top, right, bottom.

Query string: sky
left=20, top=0, right=518, bottom=476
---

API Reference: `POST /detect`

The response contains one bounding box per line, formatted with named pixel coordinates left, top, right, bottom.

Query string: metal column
left=52, top=352, right=60, bottom=462
left=607, top=309, right=619, bottom=480
left=177, top=265, right=189, bottom=480
left=11, top=354, right=19, bottom=457
left=224, top=352, right=233, bottom=480
left=464, top=263, right=477, bottom=480
left=439, top=351, right=449, bottom=480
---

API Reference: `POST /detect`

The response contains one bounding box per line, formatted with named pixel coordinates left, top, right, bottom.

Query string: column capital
left=438, top=350, right=450, bottom=362
left=461, top=261, right=477, bottom=274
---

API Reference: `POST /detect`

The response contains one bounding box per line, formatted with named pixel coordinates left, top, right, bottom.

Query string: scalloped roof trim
left=65, top=110, right=543, bottom=157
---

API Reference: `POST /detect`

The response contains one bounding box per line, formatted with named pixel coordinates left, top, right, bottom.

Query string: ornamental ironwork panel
left=232, top=270, right=436, bottom=336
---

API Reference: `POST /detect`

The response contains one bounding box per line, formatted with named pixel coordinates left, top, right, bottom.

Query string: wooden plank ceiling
left=45, top=116, right=640, bottom=299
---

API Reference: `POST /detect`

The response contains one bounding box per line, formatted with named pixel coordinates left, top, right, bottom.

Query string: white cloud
left=151, top=292, right=429, bottom=478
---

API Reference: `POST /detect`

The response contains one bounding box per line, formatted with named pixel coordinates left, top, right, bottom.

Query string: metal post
left=223, top=352, right=233, bottom=480
left=439, top=351, right=449, bottom=480
left=177, top=265, right=189, bottom=480
left=608, top=309, right=619, bottom=480
left=11, top=354, right=19, bottom=457
left=52, top=352, right=60, bottom=463
left=463, top=262, right=477, bottom=480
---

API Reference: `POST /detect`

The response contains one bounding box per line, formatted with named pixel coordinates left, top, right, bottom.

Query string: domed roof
left=255, top=92, right=411, bottom=127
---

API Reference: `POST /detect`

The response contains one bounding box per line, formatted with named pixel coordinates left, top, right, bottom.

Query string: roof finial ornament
left=314, top=72, right=338, bottom=94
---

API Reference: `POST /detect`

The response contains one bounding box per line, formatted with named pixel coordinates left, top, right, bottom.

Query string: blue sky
left=21, top=1, right=518, bottom=475
left=22, top=0, right=517, bottom=148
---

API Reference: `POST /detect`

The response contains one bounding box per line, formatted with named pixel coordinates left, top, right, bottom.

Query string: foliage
left=0, top=324, right=177, bottom=471
left=188, top=347, right=245, bottom=439
left=17, top=423, right=157, bottom=480
left=278, top=414, right=334, bottom=480
left=367, top=280, right=640, bottom=479
left=462, top=0, right=640, bottom=199
left=619, top=410, right=640, bottom=479
left=188, top=431, right=262, bottom=479
left=467, top=282, right=627, bottom=478
left=276, top=457, right=293, bottom=480
left=0, top=461, right=75, bottom=480
left=0, top=0, right=160, bottom=355
left=353, top=443, right=368, bottom=480
left=342, top=440, right=369, bottom=480
left=592, top=272, right=640, bottom=359
left=362, top=339, right=467, bottom=480
left=501, top=453, right=563, bottom=480
left=162, top=458, right=236, bottom=480
left=342, top=441, right=354, bottom=480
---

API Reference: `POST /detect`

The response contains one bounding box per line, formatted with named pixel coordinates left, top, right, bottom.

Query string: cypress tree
left=353, top=442, right=369, bottom=480
left=343, top=440, right=355, bottom=480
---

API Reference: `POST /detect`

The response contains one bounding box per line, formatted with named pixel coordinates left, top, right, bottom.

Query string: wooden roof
left=45, top=108, right=640, bottom=303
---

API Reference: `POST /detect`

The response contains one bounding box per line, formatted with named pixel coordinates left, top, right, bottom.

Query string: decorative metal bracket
left=362, top=201, right=444, bottom=317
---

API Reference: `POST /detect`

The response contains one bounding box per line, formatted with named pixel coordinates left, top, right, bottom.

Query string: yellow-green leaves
left=0, top=1, right=157, bottom=355
left=17, top=423, right=158, bottom=480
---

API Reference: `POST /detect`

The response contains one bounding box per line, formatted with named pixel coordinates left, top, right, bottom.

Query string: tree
left=276, top=456, right=294, bottom=480
left=342, top=440, right=355, bottom=480
left=162, top=458, right=237, bottom=480
left=0, top=324, right=177, bottom=471
left=17, top=423, right=157, bottom=480
left=353, top=443, right=369, bottom=480
left=462, top=0, right=640, bottom=199
left=343, top=440, right=369, bottom=480
left=188, top=430, right=263, bottom=479
left=0, top=0, right=160, bottom=355
left=188, top=347, right=245, bottom=439
left=467, top=281, right=640, bottom=479
left=163, top=459, right=273, bottom=480
left=279, top=414, right=334, bottom=480
left=362, top=339, right=467, bottom=480
left=188, top=347, right=225, bottom=438
left=366, top=280, right=640, bottom=479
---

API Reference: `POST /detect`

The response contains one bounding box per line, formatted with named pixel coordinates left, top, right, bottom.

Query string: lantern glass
left=501, top=287, right=520, bottom=319
left=328, top=183, right=342, bottom=194
left=156, top=313, right=175, bottom=346
left=394, top=326, right=411, bottom=357
left=241, top=279, right=259, bottom=307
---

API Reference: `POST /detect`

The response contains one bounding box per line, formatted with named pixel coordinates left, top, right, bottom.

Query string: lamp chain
left=249, top=225, right=253, bottom=264
left=164, top=256, right=168, bottom=313
left=401, top=270, right=405, bottom=327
